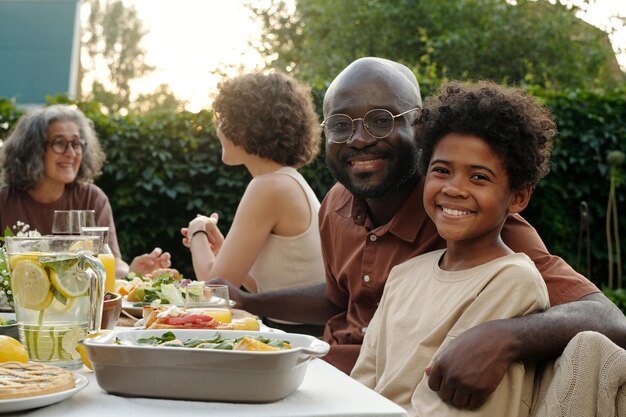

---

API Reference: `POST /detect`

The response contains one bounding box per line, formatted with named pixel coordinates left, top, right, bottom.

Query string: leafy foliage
left=0, top=98, right=24, bottom=139
left=523, top=87, right=626, bottom=285
left=602, top=286, right=626, bottom=314
left=251, top=0, right=624, bottom=90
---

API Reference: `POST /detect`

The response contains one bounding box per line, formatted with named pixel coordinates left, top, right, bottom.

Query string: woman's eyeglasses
left=47, top=138, right=86, bottom=155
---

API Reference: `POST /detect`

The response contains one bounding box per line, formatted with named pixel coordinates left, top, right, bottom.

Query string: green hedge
left=0, top=88, right=624, bottom=285
left=523, top=87, right=626, bottom=286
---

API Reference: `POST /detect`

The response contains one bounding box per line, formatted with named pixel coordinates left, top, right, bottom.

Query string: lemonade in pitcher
left=6, top=236, right=105, bottom=370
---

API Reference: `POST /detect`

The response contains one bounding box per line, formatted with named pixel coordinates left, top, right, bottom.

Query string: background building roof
left=0, top=0, right=80, bottom=107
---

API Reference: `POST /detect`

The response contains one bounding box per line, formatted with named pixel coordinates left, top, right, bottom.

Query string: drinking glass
left=77, top=210, right=96, bottom=229
left=51, top=210, right=80, bottom=235
left=52, top=210, right=96, bottom=235
left=184, top=282, right=232, bottom=323
left=5, top=235, right=105, bottom=370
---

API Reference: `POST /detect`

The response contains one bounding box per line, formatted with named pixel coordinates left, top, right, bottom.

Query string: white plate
left=121, top=300, right=143, bottom=318
left=0, top=373, right=88, bottom=413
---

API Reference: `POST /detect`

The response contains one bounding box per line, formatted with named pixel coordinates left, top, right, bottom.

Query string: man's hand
left=425, top=320, right=516, bottom=409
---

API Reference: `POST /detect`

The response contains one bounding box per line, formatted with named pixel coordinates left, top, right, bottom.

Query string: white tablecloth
left=12, top=359, right=407, bottom=417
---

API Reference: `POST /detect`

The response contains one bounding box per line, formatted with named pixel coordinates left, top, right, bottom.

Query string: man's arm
left=208, top=279, right=342, bottom=325
left=427, top=292, right=626, bottom=409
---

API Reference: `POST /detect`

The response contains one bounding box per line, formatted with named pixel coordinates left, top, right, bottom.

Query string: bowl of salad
left=0, top=312, right=18, bottom=340
left=81, top=329, right=329, bottom=402
left=118, top=269, right=192, bottom=317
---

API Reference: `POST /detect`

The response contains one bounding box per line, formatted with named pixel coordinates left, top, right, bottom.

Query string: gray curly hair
left=0, top=104, right=106, bottom=190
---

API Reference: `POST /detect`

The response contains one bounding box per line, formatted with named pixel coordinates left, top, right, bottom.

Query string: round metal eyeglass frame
left=47, top=139, right=86, bottom=155
left=320, top=107, right=420, bottom=144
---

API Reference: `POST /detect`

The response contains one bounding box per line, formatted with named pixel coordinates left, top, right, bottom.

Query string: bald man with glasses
left=213, top=57, right=625, bottom=410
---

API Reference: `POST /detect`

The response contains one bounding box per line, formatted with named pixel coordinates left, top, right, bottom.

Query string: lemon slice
left=24, top=327, right=56, bottom=361
left=69, top=239, right=95, bottom=253
left=49, top=262, right=90, bottom=298
left=9, top=254, right=40, bottom=270
left=48, top=295, right=77, bottom=313
left=233, top=317, right=261, bottom=331
left=76, top=330, right=112, bottom=370
left=61, top=327, right=86, bottom=360
left=11, top=261, right=54, bottom=310
left=36, top=329, right=56, bottom=361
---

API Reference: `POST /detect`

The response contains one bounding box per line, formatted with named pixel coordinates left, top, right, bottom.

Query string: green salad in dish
left=0, top=317, right=16, bottom=326
left=122, top=270, right=190, bottom=306
left=115, top=331, right=292, bottom=351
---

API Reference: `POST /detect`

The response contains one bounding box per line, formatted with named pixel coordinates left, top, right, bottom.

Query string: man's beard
left=325, top=147, right=419, bottom=199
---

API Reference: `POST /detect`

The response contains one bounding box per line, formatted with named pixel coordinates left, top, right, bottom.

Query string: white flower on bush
left=0, top=248, right=11, bottom=307
left=12, top=221, right=41, bottom=237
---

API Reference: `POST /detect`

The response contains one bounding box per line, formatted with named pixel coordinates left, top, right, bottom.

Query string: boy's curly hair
left=416, top=81, right=556, bottom=190
left=212, top=71, right=321, bottom=167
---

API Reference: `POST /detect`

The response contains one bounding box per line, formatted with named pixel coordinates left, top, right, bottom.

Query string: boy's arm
left=427, top=291, right=626, bottom=409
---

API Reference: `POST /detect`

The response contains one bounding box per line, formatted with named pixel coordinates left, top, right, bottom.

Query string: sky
left=119, top=0, right=626, bottom=112
left=128, top=0, right=271, bottom=112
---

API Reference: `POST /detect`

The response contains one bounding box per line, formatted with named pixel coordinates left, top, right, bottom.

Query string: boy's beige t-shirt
left=351, top=249, right=550, bottom=417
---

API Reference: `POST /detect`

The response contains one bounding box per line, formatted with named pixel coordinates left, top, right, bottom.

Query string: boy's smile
left=423, top=133, right=521, bottom=252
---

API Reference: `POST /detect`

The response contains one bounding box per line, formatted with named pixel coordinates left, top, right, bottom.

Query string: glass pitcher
left=5, top=235, right=105, bottom=370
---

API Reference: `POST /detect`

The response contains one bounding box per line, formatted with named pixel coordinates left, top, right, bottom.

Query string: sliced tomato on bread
left=164, top=314, right=213, bottom=326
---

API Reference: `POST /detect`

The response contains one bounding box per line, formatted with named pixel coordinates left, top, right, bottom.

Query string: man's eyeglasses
left=321, top=108, right=420, bottom=144
left=47, top=139, right=86, bottom=155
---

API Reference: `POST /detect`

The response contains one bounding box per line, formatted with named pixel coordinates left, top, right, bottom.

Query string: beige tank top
left=249, top=167, right=325, bottom=293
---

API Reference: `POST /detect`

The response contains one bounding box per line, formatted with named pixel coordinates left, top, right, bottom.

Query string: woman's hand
left=181, top=213, right=224, bottom=255
left=129, top=247, right=172, bottom=276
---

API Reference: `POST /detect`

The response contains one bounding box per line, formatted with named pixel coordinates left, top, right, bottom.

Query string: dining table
left=10, top=358, right=407, bottom=416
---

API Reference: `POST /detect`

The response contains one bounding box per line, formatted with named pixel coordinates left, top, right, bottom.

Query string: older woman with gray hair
left=0, top=104, right=170, bottom=277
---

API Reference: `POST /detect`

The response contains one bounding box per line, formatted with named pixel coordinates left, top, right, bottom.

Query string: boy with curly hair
left=351, top=80, right=557, bottom=416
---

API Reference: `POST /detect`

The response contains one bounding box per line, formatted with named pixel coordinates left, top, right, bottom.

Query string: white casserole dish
left=82, top=329, right=329, bottom=402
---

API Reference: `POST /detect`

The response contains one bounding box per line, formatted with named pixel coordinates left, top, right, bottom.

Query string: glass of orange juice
left=184, top=282, right=232, bottom=323
left=81, top=227, right=116, bottom=294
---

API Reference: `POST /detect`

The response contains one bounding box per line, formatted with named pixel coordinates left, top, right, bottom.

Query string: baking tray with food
left=81, top=329, right=329, bottom=402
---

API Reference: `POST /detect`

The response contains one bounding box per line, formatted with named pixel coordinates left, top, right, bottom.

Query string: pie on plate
left=0, top=361, right=75, bottom=400
left=0, top=373, right=88, bottom=414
